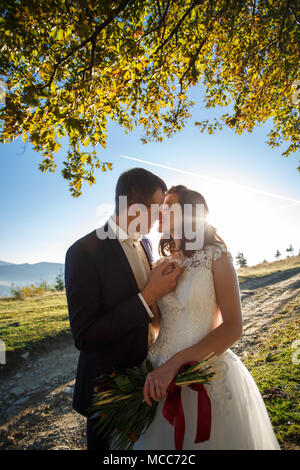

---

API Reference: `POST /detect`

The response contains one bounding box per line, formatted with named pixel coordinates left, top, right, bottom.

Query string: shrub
left=10, top=280, right=54, bottom=299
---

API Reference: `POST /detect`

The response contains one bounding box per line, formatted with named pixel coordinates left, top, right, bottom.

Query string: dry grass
left=237, top=255, right=300, bottom=284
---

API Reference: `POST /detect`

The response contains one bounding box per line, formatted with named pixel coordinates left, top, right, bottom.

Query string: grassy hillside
left=242, top=294, right=300, bottom=449
left=0, top=291, right=69, bottom=354
left=237, top=255, right=300, bottom=284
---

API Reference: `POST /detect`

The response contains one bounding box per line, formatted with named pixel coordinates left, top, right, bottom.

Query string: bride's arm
left=142, top=251, right=243, bottom=406
left=170, top=251, right=243, bottom=367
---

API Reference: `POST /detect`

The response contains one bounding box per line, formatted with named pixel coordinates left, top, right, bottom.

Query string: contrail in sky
left=120, top=154, right=300, bottom=206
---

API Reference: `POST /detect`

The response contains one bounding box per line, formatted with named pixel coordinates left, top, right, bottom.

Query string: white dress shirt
left=108, top=215, right=154, bottom=320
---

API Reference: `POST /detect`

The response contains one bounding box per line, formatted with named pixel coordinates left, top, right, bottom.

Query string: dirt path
left=232, top=270, right=300, bottom=357
left=1, top=268, right=299, bottom=450
left=0, top=337, right=85, bottom=449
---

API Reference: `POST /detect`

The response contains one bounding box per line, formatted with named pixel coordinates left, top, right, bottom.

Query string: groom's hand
left=141, top=260, right=183, bottom=306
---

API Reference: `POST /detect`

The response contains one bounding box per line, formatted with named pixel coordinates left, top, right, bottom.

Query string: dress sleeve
left=211, top=243, right=234, bottom=263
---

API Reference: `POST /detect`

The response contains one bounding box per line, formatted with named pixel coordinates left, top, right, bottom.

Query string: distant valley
left=0, top=261, right=64, bottom=297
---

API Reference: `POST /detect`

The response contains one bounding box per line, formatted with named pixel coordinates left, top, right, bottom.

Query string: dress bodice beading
left=147, top=242, right=236, bottom=416
left=147, top=242, right=233, bottom=369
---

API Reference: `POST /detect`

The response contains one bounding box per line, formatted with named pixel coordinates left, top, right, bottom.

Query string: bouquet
left=88, top=353, right=219, bottom=450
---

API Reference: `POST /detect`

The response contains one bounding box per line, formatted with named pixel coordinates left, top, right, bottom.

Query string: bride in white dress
left=132, top=185, right=280, bottom=451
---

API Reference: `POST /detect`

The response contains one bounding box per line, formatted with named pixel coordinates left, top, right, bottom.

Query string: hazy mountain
left=0, top=261, right=64, bottom=297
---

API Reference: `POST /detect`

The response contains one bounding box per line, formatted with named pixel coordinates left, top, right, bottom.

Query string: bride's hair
left=159, top=185, right=227, bottom=258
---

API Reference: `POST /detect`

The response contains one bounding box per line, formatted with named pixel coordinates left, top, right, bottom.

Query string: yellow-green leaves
left=0, top=0, right=299, bottom=197
left=57, top=29, right=64, bottom=41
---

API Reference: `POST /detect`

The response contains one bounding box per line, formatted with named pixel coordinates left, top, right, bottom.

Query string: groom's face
left=147, top=188, right=166, bottom=231
left=127, top=187, right=165, bottom=236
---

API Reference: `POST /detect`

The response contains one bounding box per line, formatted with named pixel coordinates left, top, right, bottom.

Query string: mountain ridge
left=0, top=261, right=64, bottom=297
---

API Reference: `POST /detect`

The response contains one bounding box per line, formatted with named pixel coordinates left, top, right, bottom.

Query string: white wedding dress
left=132, top=242, right=280, bottom=450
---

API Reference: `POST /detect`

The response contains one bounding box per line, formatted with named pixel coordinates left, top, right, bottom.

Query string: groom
left=65, top=167, right=183, bottom=450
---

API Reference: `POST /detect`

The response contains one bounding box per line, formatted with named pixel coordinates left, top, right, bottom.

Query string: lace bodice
left=132, top=243, right=281, bottom=449
left=147, top=242, right=235, bottom=415
left=148, top=242, right=233, bottom=368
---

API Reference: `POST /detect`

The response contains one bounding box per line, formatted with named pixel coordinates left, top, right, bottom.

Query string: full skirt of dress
left=131, top=349, right=280, bottom=450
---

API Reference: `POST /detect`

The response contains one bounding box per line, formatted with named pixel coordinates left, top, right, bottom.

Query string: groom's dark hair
left=115, top=167, right=167, bottom=214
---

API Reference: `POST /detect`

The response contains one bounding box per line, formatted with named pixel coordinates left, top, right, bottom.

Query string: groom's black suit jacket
left=64, top=221, right=153, bottom=417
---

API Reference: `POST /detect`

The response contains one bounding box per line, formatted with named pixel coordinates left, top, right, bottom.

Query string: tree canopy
left=0, top=0, right=299, bottom=196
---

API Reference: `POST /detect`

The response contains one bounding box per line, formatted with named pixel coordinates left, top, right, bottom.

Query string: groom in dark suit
left=65, top=167, right=183, bottom=450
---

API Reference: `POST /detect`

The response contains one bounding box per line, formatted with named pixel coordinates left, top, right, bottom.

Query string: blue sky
left=0, top=84, right=299, bottom=266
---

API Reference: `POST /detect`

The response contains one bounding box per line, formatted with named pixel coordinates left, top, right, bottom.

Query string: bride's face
left=158, top=192, right=180, bottom=236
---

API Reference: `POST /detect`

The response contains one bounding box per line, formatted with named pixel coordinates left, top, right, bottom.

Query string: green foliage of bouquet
left=88, top=354, right=217, bottom=450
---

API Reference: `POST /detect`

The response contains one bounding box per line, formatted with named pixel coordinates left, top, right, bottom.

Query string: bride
left=132, top=184, right=280, bottom=450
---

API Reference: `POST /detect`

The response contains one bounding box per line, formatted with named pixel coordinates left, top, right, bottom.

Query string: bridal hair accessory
left=88, top=352, right=218, bottom=450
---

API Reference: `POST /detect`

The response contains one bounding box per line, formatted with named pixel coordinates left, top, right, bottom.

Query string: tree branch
left=155, top=0, right=162, bottom=17
left=289, top=3, right=300, bottom=25
left=41, top=0, right=132, bottom=89
left=179, top=38, right=207, bottom=86
left=139, top=0, right=172, bottom=41
left=277, top=0, right=290, bottom=49
left=178, top=1, right=229, bottom=87
left=153, top=0, right=203, bottom=55
left=81, top=33, right=97, bottom=78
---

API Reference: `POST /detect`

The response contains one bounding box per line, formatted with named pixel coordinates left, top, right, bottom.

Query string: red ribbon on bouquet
left=162, top=362, right=212, bottom=450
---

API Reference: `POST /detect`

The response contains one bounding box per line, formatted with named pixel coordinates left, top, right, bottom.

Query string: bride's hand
left=143, top=361, right=180, bottom=406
